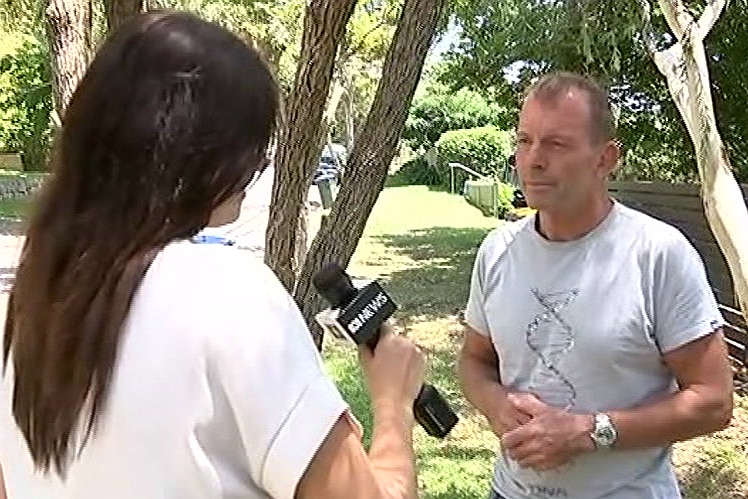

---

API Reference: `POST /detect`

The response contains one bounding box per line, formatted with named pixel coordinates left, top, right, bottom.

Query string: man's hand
left=501, top=397, right=595, bottom=472
left=488, top=391, right=547, bottom=437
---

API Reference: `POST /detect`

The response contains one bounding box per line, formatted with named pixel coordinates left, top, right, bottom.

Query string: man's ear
left=597, top=140, right=620, bottom=179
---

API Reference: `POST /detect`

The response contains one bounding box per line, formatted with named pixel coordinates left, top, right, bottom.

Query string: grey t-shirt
left=465, top=201, right=724, bottom=499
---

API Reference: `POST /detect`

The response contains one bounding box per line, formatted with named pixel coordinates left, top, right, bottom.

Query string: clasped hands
left=490, top=391, right=596, bottom=472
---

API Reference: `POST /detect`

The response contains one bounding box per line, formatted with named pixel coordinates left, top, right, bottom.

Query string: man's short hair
left=524, top=71, right=617, bottom=144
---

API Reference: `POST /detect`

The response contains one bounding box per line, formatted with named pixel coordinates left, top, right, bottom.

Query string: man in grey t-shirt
left=458, top=71, right=735, bottom=499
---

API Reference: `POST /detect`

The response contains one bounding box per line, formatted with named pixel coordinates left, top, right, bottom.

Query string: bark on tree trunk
left=293, top=0, right=449, bottom=349
left=46, top=0, right=91, bottom=120
left=104, top=0, right=144, bottom=33
left=264, top=0, right=358, bottom=292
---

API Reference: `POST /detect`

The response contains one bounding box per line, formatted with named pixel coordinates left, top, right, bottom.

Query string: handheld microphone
left=313, top=263, right=459, bottom=439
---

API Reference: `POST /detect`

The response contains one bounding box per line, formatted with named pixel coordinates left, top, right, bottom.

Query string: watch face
left=594, top=414, right=617, bottom=447
left=598, top=426, right=615, bottom=444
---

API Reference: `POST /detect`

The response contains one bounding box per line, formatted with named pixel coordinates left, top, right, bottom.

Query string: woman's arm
left=0, top=462, right=8, bottom=499
left=296, top=406, right=417, bottom=499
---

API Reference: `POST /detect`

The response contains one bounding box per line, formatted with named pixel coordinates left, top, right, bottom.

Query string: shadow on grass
left=420, top=440, right=496, bottom=462
left=362, top=225, right=496, bottom=414
left=370, top=226, right=493, bottom=322
left=415, top=445, right=496, bottom=499
left=323, top=343, right=373, bottom=445
left=344, top=225, right=499, bottom=497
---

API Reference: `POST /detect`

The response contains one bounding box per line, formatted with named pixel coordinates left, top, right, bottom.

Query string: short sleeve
left=653, top=231, right=725, bottom=353
left=208, top=260, right=347, bottom=499
left=465, top=237, right=491, bottom=336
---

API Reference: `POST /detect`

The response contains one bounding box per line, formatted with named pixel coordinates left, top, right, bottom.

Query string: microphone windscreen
left=312, top=263, right=358, bottom=309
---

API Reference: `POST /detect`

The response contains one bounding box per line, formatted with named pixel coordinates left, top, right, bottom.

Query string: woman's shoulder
left=136, top=238, right=307, bottom=343
left=140, top=239, right=293, bottom=317
left=158, top=239, right=277, bottom=285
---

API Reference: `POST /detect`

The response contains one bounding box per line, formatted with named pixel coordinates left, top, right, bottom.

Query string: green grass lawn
left=323, top=185, right=502, bottom=498
left=322, top=184, right=748, bottom=498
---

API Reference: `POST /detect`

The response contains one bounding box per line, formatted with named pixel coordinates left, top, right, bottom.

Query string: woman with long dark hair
left=1, top=11, right=424, bottom=499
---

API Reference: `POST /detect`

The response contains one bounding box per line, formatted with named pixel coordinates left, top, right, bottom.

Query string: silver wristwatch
left=590, top=413, right=617, bottom=449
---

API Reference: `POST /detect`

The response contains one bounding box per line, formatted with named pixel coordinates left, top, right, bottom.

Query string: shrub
left=434, top=126, right=514, bottom=189
left=388, top=156, right=441, bottom=186
left=0, top=31, right=53, bottom=171
left=495, top=181, right=515, bottom=218
left=403, top=82, right=511, bottom=152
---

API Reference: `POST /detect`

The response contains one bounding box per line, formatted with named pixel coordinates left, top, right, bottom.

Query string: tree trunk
left=104, top=0, right=144, bottom=33
left=293, top=0, right=449, bottom=349
left=264, top=0, right=358, bottom=292
left=641, top=0, right=748, bottom=319
left=46, top=0, right=91, bottom=120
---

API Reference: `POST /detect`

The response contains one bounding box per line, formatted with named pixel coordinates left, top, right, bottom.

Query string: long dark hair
left=2, top=10, right=279, bottom=477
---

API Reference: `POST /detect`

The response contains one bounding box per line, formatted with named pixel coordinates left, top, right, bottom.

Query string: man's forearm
left=608, top=386, right=732, bottom=450
left=458, top=354, right=507, bottom=422
left=367, top=404, right=418, bottom=499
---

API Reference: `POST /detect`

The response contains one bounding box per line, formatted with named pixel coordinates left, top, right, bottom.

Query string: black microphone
left=313, top=263, right=459, bottom=439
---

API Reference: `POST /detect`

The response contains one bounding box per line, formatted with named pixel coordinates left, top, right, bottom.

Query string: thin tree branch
left=659, top=0, right=693, bottom=41
left=696, top=0, right=729, bottom=40
left=343, top=2, right=399, bottom=59
left=637, top=0, right=659, bottom=57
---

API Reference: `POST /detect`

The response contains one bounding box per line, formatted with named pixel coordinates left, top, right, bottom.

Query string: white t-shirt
left=465, top=201, right=724, bottom=499
left=1, top=239, right=349, bottom=498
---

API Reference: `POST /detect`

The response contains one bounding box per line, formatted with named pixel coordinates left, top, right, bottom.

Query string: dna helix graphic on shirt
left=525, top=288, right=579, bottom=410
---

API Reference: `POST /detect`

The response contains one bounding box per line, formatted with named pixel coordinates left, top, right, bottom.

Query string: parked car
left=313, top=143, right=347, bottom=184
left=313, top=143, right=347, bottom=209
left=512, top=188, right=527, bottom=208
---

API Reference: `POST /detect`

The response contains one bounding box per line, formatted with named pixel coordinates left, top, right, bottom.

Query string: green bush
left=496, top=181, right=515, bottom=218
left=403, top=82, right=511, bottom=152
left=434, top=126, right=514, bottom=189
left=0, top=31, right=53, bottom=171
left=388, top=156, right=441, bottom=186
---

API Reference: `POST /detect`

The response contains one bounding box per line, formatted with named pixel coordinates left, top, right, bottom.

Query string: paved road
left=203, top=165, right=279, bottom=254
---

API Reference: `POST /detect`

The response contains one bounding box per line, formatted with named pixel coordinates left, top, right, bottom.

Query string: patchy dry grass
left=674, top=395, right=748, bottom=498
left=323, top=185, right=748, bottom=498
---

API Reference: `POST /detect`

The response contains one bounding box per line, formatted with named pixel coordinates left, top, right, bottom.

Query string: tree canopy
left=440, top=0, right=748, bottom=183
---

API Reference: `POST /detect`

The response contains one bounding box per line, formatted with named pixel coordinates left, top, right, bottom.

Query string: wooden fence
left=608, top=181, right=748, bottom=366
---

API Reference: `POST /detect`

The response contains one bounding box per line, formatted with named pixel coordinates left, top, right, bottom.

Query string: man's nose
left=521, top=142, right=547, bottom=170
